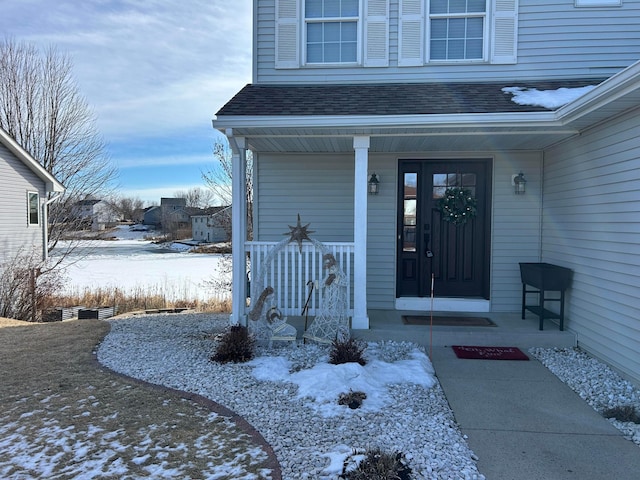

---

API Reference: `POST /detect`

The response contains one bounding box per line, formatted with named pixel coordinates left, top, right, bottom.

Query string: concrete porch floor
left=288, top=310, right=577, bottom=349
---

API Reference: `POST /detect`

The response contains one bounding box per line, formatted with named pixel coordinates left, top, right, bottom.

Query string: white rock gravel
left=530, top=347, right=640, bottom=446
left=97, top=313, right=640, bottom=479
left=97, top=313, right=485, bottom=480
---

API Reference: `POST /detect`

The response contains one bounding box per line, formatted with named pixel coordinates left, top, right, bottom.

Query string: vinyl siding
left=0, top=144, right=45, bottom=262
left=255, top=153, right=355, bottom=243
left=256, top=0, right=640, bottom=84
left=542, top=105, right=640, bottom=385
left=256, top=150, right=544, bottom=311
left=490, top=151, right=543, bottom=311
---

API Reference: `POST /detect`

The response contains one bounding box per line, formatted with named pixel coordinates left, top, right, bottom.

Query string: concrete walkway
left=430, top=346, right=640, bottom=480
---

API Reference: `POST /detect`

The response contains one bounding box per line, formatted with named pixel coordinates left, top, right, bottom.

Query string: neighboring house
left=213, top=1, right=640, bottom=384
left=142, top=198, right=188, bottom=229
left=0, top=126, right=65, bottom=262
left=142, top=206, right=161, bottom=227
left=71, top=199, right=117, bottom=231
left=191, top=206, right=231, bottom=243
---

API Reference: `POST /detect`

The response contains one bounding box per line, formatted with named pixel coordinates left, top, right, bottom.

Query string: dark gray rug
left=402, top=315, right=496, bottom=326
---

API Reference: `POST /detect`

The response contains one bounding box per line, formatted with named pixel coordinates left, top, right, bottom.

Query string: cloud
left=0, top=0, right=252, bottom=140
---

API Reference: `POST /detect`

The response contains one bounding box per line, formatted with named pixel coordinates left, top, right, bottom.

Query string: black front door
left=396, top=159, right=491, bottom=299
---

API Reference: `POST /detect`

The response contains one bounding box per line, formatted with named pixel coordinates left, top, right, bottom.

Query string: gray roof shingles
left=215, top=80, right=603, bottom=117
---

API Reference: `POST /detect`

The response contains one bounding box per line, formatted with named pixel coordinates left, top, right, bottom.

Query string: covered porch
left=213, top=78, right=619, bottom=334
left=284, top=310, right=577, bottom=350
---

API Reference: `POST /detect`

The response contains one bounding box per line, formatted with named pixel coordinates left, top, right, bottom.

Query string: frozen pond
left=52, top=226, right=231, bottom=301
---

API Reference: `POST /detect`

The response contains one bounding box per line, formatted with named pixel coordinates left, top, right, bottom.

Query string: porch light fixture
left=513, top=172, right=526, bottom=195
left=368, top=173, right=380, bottom=195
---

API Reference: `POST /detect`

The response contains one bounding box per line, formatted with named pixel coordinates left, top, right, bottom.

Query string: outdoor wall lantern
left=512, top=172, right=526, bottom=195
left=368, top=173, right=380, bottom=195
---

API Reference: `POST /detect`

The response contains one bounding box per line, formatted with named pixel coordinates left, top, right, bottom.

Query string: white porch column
left=228, top=131, right=247, bottom=326
left=352, top=136, right=370, bottom=329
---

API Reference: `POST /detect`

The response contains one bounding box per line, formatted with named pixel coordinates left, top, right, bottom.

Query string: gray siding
left=490, top=151, right=543, bottom=311
left=255, top=153, right=355, bottom=242
left=542, top=106, right=640, bottom=385
left=256, top=150, right=545, bottom=311
left=0, top=144, right=45, bottom=262
left=256, top=0, right=640, bottom=84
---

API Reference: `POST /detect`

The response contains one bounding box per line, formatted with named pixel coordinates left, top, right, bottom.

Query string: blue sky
left=0, top=0, right=252, bottom=205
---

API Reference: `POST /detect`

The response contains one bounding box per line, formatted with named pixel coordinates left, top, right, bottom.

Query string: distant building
left=71, top=199, right=116, bottom=231
left=191, top=206, right=231, bottom=243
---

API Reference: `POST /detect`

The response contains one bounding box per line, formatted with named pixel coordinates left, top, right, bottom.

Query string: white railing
left=245, top=241, right=355, bottom=316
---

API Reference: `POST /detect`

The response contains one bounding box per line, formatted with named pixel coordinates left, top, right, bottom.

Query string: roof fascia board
left=213, top=111, right=559, bottom=131
left=557, top=60, right=640, bottom=125
left=0, top=127, right=65, bottom=192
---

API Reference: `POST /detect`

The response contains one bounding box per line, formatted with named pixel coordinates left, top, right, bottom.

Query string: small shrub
left=211, top=325, right=255, bottom=363
left=329, top=336, right=367, bottom=366
left=338, top=390, right=367, bottom=409
left=603, top=405, right=640, bottom=424
left=341, top=447, right=413, bottom=480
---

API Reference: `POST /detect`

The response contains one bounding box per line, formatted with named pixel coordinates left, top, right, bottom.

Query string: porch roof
left=213, top=72, right=640, bottom=153
left=215, top=80, right=599, bottom=117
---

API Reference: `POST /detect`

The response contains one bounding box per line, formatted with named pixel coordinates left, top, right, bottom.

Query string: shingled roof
left=215, top=79, right=602, bottom=117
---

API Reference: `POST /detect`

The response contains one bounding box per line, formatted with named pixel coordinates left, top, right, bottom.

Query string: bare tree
left=105, top=195, right=145, bottom=222
left=0, top=38, right=117, bottom=256
left=173, top=186, right=216, bottom=209
left=202, top=139, right=253, bottom=239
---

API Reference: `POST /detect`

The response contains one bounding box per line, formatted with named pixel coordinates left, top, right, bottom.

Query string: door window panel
left=403, top=173, right=417, bottom=252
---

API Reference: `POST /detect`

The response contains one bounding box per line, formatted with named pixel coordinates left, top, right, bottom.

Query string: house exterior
left=0, top=126, right=65, bottom=262
left=213, top=1, right=640, bottom=384
left=191, top=206, right=231, bottom=243
left=71, top=199, right=117, bottom=231
left=143, top=198, right=189, bottom=229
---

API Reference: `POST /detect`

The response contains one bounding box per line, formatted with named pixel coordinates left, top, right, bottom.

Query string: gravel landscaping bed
left=97, top=313, right=640, bottom=479
left=97, top=313, right=484, bottom=480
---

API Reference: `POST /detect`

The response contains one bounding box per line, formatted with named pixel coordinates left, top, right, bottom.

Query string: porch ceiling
left=225, top=123, right=580, bottom=153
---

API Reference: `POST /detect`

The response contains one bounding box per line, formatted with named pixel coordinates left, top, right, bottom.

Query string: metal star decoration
left=284, top=214, right=314, bottom=253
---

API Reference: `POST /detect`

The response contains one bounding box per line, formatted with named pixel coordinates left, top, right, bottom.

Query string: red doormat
left=452, top=345, right=529, bottom=361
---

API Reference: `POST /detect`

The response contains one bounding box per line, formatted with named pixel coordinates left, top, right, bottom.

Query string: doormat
left=402, top=315, right=496, bottom=327
left=452, top=345, right=529, bottom=361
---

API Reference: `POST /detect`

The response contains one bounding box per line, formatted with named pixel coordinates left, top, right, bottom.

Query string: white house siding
left=256, top=150, right=545, bottom=311
left=256, top=0, right=640, bottom=84
left=542, top=106, right=640, bottom=385
left=0, top=144, right=45, bottom=261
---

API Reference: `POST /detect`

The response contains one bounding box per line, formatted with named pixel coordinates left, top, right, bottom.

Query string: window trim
left=575, top=0, right=621, bottom=7
left=303, top=0, right=362, bottom=66
left=27, top=191, right=40, bottom=226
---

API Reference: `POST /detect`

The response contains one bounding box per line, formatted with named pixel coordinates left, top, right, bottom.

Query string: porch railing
left=245, top=241, right=355, bottom=316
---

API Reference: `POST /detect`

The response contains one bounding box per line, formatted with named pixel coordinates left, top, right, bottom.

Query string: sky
left=0, top=0, right=252, bottom=205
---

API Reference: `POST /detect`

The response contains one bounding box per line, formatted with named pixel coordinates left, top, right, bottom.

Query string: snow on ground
left=53, top=226, right=231, bottom=301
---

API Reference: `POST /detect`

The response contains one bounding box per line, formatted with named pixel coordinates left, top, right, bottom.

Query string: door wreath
left=438, top=187, right=477, bottom=226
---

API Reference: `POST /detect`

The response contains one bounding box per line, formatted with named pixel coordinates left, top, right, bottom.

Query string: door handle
left=426, top=250, right=434, bottom=258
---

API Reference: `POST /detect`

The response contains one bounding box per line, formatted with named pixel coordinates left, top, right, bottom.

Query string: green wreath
left=438, top=187, right=477, bottom=226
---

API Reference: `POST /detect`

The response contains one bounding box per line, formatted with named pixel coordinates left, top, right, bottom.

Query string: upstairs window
left=429, top=0, right=486, bottom=61
left=28, top=192, right=39, bottom=225
left=305, top=0, right=359, bottom=63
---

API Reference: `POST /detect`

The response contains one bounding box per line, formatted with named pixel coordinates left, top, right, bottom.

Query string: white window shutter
left=364, top=0, right=389, bottom=67
left=275, top=0, right=299, bottom=69
left=491, top=0, right=518, bottom=64
left=398, top=0, right=424, bottom=66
